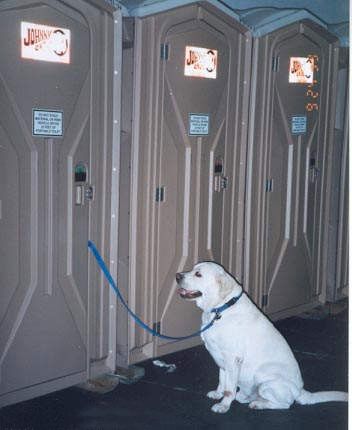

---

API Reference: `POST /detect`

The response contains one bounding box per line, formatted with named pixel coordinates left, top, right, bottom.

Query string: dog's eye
left=195, top=271, right=202, bottom=278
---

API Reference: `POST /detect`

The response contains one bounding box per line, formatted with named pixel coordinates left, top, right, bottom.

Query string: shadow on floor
left=1, top=306, right=348, bottom=430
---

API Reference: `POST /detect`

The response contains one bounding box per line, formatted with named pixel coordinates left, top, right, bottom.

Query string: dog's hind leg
left=249, top=379, right=298, bottom=410
left=236, top=390, right=256, bottom=404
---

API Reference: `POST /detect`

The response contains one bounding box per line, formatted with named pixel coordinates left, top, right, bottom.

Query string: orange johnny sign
left=184, top=46, right=218, bottom=79
left=289, top=57, right=314, bottom=84
left=21, top=22, right=71, bottom=64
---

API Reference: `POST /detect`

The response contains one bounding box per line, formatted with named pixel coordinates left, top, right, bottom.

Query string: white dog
left=176, top=262, right=348, bottom=413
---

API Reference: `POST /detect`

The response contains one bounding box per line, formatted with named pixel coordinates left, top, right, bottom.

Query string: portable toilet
left=0, top=0, right=121, bottom=407
left=241, top=9, right=339, bottom=319
left=117, top=1, right=252, bottom=367
left=326, top=24, right=349, bottom=302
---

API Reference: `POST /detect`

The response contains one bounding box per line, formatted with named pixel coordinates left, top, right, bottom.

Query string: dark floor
left=1, top=305, right=348, bottom=430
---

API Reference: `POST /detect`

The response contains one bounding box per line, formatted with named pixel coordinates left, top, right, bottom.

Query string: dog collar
left=211, top=290, right=244, bottom=320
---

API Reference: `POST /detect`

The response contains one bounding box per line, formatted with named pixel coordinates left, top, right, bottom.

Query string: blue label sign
left=291, top=115, right=307, bottom=135
left=189, top=113, right=210, bottom=136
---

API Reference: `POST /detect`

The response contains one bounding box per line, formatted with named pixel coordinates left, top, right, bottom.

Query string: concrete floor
left=1, top=305, right=348, bottom=430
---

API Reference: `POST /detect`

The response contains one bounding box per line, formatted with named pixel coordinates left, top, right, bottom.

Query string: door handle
left=309, top=156, right=319, bottom=183
left=75, top=184, right=94, bottom=205
left=214, top=175, right=228, bottom=192
left=310, top=167, right=320, bottom=183
left=85, top=185, right=94, bottom=201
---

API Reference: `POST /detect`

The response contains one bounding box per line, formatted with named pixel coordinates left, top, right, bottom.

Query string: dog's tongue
left=177, top=288, right=202, bottom=299
left=177, top=288, right=188, bottom=296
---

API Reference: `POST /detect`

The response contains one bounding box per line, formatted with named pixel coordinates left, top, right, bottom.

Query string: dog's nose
left=175, top=272, right=184, bottom=283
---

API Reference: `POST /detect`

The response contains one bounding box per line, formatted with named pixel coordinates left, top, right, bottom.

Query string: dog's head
left=175, top=262, right=242, bottom=311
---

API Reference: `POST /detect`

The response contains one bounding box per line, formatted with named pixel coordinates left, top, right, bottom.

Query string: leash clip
left=214, top=312, right=222, bottom=321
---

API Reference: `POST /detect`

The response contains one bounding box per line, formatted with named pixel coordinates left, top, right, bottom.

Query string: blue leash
left=88, top=240, right=218, bottom=341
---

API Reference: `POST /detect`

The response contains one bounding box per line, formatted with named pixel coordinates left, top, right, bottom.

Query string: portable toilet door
left=117, top=1, right=251, bottom=366
left=244, top=12, right=339, bottom=318
left=0, top=0, right=117, bottom=407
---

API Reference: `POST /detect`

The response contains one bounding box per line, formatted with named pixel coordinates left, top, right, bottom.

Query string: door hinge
left=153, top=321, right=161, bottom=335
left=272, top=56, right=279, bottom=72
left=155, top=186, right=165, bottom=202
left=160, top=44, right=169, bottom=60
left=262, top=294, right=268, bottom=307
left=266, top=178, right=274, bottom=192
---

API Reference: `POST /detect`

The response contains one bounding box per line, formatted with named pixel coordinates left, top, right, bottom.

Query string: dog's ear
left=216, top=271, right=235, bottom=300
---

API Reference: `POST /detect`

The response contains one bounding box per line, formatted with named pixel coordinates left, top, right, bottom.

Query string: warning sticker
left=21, top=22, right=70, bottom=64
left=33, top=109, right=63, bottom=137
left=184, top=46, right=217, bottom=79
left=189, top=114, right=210, bottom=136
left=291, top=115, right=307, bottom=135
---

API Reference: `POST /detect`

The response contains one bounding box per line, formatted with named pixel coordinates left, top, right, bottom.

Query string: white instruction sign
left=291, top=115, right=307, bottom=135
left=33, top=109, right=63, bottom=137
left=189, top=114, right=210, bottom=136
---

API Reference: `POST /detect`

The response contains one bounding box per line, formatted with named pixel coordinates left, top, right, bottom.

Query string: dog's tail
left=296, top=389, right=348, bottom=405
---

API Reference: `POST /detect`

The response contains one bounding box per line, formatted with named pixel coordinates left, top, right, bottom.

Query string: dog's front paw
left=207, top=390, right=223, bottom=400
left=211, top=402, right=230, bottom=414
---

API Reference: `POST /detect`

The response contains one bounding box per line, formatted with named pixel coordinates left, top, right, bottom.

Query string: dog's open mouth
left=177, top=288, right=202, bottom=299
